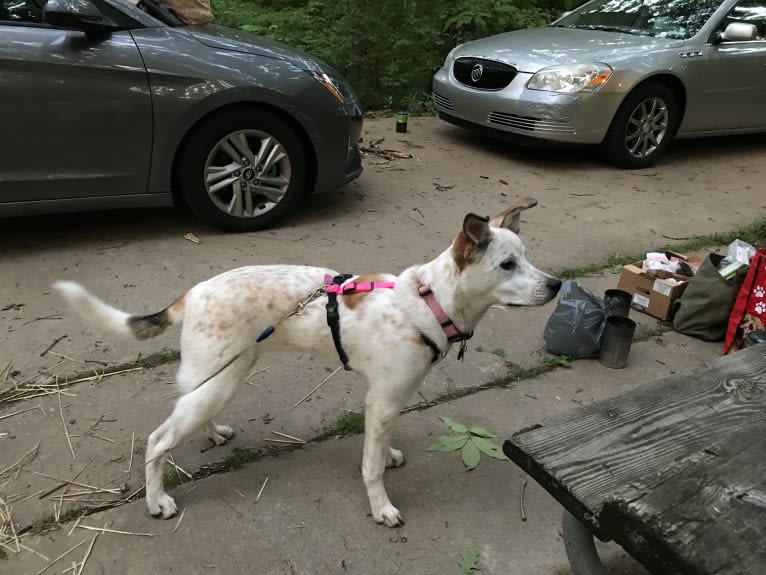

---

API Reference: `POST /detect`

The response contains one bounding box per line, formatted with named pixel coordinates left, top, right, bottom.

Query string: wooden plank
left=601, top=428, right=766, bottom=575
left=505, top=347, right=766, bottom=526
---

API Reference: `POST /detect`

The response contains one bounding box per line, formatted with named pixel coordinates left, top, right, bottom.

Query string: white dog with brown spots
left=54, top=200, right=560, bottom=527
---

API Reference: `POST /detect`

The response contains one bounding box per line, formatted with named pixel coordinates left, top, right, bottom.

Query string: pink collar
left=418, top=285, right=473, bottom=343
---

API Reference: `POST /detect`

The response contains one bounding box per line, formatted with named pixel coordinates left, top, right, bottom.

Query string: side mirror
left=44, top=0, right=121, bottom=34
left=720, top=22, right=758, bottom=42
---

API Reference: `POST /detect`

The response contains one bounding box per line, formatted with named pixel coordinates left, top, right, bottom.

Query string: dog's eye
left=500, top=259, right=516, bottom=271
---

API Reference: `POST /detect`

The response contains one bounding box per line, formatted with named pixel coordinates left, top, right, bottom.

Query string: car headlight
left=527, top=63, right=612, bottom=93
left=444, top=43, right=464, bottom=67
left=310, top=71, right=357, bottom=105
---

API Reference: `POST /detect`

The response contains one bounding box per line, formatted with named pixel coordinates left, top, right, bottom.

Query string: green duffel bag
left=672, top=253, right=744, bottom=341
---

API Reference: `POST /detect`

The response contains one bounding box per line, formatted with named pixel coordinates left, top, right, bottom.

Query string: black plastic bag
left=543, top=280, right=606, bottom=358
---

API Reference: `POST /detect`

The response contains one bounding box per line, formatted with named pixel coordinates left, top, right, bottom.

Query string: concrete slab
left=6, top=333, right=720, bottom=575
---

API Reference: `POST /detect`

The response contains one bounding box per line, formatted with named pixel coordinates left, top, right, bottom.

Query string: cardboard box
left=617, top=252, right=693, bottom=321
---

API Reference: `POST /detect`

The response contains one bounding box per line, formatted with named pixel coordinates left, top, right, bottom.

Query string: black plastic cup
left=598, top=316, right=636, bottom=369
left=396, top=111, right=408, bottom=133
left=604, top=289, right=632, bottom=318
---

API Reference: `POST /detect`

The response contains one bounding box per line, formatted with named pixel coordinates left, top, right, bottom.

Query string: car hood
left=454, top=27, right=685, bottom=72
left=187, top=24, right=325, bottom=72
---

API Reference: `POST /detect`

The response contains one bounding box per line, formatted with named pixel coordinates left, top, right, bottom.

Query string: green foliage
left=210, top=0, right=572, bottom=110
left=457, top=549, right=482, bottom=574
left=336, top=410, right=365, bottom=435
left=427, top=416, right=508, bottom=470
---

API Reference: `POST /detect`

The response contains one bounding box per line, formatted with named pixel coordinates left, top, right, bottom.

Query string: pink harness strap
left=324, top=279, right=396, bottom=295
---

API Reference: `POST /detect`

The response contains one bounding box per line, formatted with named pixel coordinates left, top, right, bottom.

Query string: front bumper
left=432, top=65, right=623, bottom=145
left=310, top=104, right=364, bottom=195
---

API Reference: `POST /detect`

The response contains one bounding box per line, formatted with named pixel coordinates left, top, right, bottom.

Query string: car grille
left=453, top=58, right=517, bottom=90
left=488, top=111, right=575, bottom=134
left=432, top=91, right=453, bottom=110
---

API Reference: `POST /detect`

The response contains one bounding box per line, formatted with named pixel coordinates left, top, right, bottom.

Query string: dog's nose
left=547, top=277, right=562, bottom=293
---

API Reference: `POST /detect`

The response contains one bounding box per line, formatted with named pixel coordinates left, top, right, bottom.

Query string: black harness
left=325, top=274, right=354, bottom=370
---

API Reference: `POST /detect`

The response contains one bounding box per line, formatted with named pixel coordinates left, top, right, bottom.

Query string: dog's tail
left=53, top=281, right=186, bottom=340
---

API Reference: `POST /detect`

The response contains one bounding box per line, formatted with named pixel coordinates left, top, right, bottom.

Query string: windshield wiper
left=566, top=24, right=655, bottom=37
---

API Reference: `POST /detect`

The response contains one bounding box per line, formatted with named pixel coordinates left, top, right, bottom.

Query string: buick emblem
left=242, top=168, right=256, bottom=181
left=470, top=63, right=483, bottom=83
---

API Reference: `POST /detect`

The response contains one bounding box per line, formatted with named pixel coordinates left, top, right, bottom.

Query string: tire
left=176, top=108, right=307, bottom=232
left=601, top=82, right=677, bottom=169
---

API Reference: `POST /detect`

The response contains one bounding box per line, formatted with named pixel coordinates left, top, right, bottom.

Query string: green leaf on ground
left=457, top=549, right=481, bottom=574
left=427, top=434, right=469, bottom=452
left=440, top=416, right=468, bottom=433
left=461, top=440, right=481, bottom=470
left=468, top=426, right=495, bottom=438
left=471, top=437, right=509, bottom=461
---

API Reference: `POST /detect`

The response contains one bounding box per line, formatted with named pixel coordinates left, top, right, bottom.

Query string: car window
left=719, top=0, right=766, bottom=39
left=0, top=0, right=43, bottom=23
left=554, top=0, right=723, bottom=40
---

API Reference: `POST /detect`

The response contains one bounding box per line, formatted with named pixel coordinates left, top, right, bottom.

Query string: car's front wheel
left=601, top=82, right=677, bottom=169
left=176, top=108, right=306, bottom=232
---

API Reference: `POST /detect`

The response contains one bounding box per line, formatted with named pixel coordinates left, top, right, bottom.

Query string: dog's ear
left=462, top=213, right=491, bottom=247
left=490, top=198, right=538, bottom=233
left=452, top=214, right=491, bottom=270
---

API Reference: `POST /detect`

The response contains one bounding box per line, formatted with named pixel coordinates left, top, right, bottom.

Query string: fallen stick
left=22, top=314, right=62, bottom=326
left=56, top=381, right=76, bottom=460
left=0, top=406, right=41, bottom=422
left=39, top=457, right=96, bottom=500
left=22, top=469, right=121, bottom=494
left=40, top=335, right=68, bottom=357
left=75, top=522, right=105, bottom=575
left=290, top=366, right=342, bottom=410
left=33, top=539, right=87, bottom=575
left=125, top=432, right=135, bottom=475
left=0, top=443, right=39, bottom=478
left=265, top=438, right=304, bottom=445
left=270, top=431, right=306, bottom=444
left=76, top=524, right=156, bottom=537
left=0, top=496, right=20, bottom=553
left=255, top=476, right=269, bottom=503
left=520, top=479, right=528, bottom=522
left=60, top=366, right=142, bottom=386
left=173, top=507, right=188, bottom=533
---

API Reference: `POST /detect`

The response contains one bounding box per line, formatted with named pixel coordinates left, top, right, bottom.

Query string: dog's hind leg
left=387, top=446, right=405, bottom=468
left=205, top=422, right=235, bottom=445
left=362, top=374, right=423, bottom=527
left=145, top=351, right=253, bottom=518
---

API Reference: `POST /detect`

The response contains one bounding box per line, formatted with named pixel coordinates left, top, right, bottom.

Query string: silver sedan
left=433, top=0, right=766, bottom=168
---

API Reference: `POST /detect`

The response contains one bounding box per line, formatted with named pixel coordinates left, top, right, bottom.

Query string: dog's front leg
left=362, top=374, right=422, bottom=527
left=363, top=400, right=403, bottom=527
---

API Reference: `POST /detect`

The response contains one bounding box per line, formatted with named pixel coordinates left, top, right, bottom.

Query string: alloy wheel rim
left=624, top=97, right=668, bottom=159
left=204, top=129, right=291, bottom=219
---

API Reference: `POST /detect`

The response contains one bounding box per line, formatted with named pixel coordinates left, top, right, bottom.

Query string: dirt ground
left=1, top=116, right=764, bottom=575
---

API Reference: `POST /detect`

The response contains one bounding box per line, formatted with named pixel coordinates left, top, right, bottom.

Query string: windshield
left=553, top=0, right=724, bottom=39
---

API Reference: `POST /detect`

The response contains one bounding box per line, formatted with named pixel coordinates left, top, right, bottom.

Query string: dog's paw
left=208, top=424, right=235, bottom=446
left=147, top=493, right=178, bottom=519
left=374, top=504, right=404, bottom=528
left=386, top=447, right=405, bottom=468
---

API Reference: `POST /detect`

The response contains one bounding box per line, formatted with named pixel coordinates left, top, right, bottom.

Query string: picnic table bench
left=503, top=345, right=766, bottom=575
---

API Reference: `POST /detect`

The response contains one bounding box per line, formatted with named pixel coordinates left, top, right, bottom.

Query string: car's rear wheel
left=601, top=82, right=677, bottom=169
left=176, top=108, right=306, bottom=232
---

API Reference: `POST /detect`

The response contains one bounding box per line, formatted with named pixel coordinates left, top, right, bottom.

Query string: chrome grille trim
left=488, top=111, right=575, bottom=134
left=432, top=91, right=454, bottom=111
